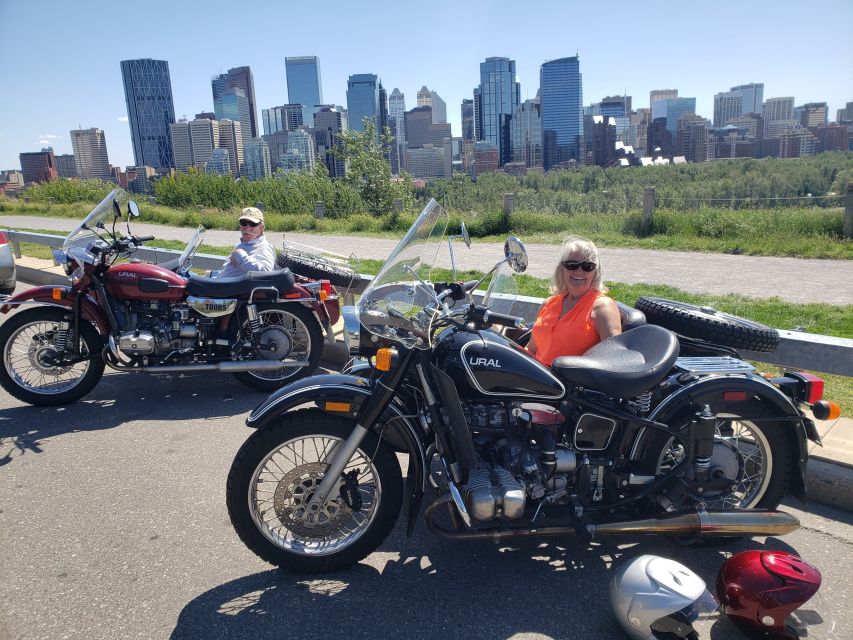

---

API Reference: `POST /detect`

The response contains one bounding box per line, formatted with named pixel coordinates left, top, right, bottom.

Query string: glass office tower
left=120, top=59, right=176, bottom=168
left=477, top=57, right=519, bottom=166
left=540, top=56, right=583, bottom=170
left=286, top=56, right=323, bottom=126
left=346, top=73, right=380, bottom=136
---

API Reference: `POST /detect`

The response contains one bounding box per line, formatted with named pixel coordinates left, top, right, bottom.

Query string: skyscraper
left=650, top=89, right=678, bottom=106
left=652, top=97, right=697, bottom=136
left=540, top=56, right=583, bottom=170
left=430, top=90, right=447, bottom=124
left=211, top=67, right=258, bottom=139
left=510, top=98, right=542, bottom=168
left=120, top=59, right=176, bottom=168
left=285, top=129, right=316, bottom=173
left=262, top=105, right=303, bottom=135
left=404, top=106, right=451, bottom=148
left=55, top=154, right=78, bottom=178
left=218, top=119, right=243, bottom=176
left=286, top=56, right=323, bottom=127
left=478, top=57, right=520, bottom=166
left=346, top=74, right=380, bottom=136
left=169, top=120, right=193, bottom=171
left=19, top=150, right=57, bottom=183
left=70, top=128, right=111, bottom=179
left=313, top=106, right=348, bottom=178
left=713, top=83, right=764, bottom=126
left=244, top=138, right=272, bottom=180
left=389, top=88, right=407, bottom=170
left=461, top=99, right=474, bottom=141
left=215, top=87, right=251, bottom=157
left=189, top=118, right=219, bottom=166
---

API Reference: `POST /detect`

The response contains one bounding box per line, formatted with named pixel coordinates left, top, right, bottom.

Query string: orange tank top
left=530, top=290, right=603, bottom=366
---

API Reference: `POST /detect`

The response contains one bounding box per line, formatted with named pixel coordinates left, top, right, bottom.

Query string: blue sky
left=1, top=0, right=851, bottom=170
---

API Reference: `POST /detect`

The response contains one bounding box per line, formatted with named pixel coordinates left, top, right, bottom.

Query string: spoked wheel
left=0, top=307, right=104, bottom=406
left=226, top=410, right=403, bottom=573
left=232, top=304, right=323, bottom=392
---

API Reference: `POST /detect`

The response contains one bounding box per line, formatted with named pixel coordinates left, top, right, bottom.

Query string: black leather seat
left=186, top=268, right=296, bottom=298
left=551, top=325, right=679, bottom=399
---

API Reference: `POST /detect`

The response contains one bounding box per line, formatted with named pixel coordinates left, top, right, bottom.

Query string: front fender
left=247, top=372, right=427, bottom=494
left=649, top=374, right=809, bottom=501
left=0, top=285, right=110, bottom=334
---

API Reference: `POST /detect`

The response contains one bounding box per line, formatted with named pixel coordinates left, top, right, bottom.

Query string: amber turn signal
left=324, top=402, right=351, bottom=413
left=51, top=288, right=63, bottom=301
left=318, top=289, right=328, bottom=302
left=812, top=400, right=841, bottom=421
left=374, top=348, right=395, bottom=372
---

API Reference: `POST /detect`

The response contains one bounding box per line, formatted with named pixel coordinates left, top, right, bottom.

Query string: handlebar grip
left=134, top=235, right=155, bottom=243
left=463, top=280, right=480, bottom=292
left=482, top=309, right=526, bottom=329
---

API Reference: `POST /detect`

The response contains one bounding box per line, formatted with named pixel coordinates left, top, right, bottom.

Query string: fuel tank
left=104, top=262, right=187, bottom=301
left=434, top=328, right=565, bottom=400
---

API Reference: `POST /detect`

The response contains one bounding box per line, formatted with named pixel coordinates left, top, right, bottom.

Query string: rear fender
left=247, top=373, right=427, bottom=523
left=648, top=374, right=809, bottom=501
left=0, top=285, right=110, bottom=334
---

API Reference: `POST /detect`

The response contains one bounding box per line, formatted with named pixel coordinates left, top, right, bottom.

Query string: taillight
left=0, top=231, right=8, bottom=245
left=785, top=371, right=824, bottom=404
left=320, top=279, right=331, bottom=296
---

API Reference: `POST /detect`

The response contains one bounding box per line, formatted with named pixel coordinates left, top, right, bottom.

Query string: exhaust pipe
left=143, top=360, right=308, bottom=374
left=424, top=494, right=799, bottom=541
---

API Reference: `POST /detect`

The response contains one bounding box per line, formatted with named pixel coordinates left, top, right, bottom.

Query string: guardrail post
left=642, top=187, right=655, bottom=232
left=255, top=201, right=264, bottom=211
left=503, top=192, right=516, bottom=214
left=314, top=201, right=325, bottom=219
left=393, top=198, right=403, bottom=213
left=12, top=240, right=22, bottom=259
left=845, top=181, right=853, bottom=239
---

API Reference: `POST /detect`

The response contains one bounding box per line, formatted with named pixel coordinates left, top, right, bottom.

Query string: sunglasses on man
left=561, top=260, right=596, bottom=272
left=239, top=220, right=261, bottom=227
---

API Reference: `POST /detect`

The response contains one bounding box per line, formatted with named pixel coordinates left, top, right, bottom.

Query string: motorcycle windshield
left=178, top=225, right=206, bottom=269
left=358, top=199, right=448, bottom=350
left=482, top=261, right=519, bottom=316
left=63, top=188, right=129, bottom=251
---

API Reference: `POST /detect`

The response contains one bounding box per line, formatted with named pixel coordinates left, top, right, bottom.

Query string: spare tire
left=635, top=296, right=779, bottom=353
left=275, top=253, right=355, bottom=288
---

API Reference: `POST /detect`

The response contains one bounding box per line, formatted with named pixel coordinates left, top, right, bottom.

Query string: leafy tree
left=334, top=119, right=396, bottom=215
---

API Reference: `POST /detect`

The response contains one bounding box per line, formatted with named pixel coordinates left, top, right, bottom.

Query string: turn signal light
left=374, top=347, right=396, bottom=372
left=324, top=402, right=351, bottom=413
left=812, top=400, right=841, bottom=421
left=318, top=289, right=328, bottom=302
left=51, top=288, right=63, bottom=301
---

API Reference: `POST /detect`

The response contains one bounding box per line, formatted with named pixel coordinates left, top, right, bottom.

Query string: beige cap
left=239, top=207, right=264, bottom=224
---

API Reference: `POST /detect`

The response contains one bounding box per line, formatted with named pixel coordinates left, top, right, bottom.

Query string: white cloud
left=117, top=116, right=128, bottom=123
left=40, top=134, right=60, bottom=139
left=38, top=139, right=50, bottom=145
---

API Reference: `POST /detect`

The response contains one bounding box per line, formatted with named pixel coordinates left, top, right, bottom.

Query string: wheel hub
left=31, top=344, right=65, bottom=374
left=272, top=463, right=351, bottom=537
left=256, top=326, right=292, bottom=360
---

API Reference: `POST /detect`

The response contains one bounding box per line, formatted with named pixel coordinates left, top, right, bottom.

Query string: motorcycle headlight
left=342, top=306, right=361, bottom=356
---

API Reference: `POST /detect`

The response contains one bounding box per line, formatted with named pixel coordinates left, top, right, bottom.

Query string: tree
left=334, top=118, right=396, bottom=215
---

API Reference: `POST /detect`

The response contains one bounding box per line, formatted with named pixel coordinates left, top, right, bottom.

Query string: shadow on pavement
left=170, top=503, right=807, bottom=640
left=0, top=372, right=266, bottom=467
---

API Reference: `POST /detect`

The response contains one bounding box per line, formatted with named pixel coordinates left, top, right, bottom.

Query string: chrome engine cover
left=463, top=468, right=526, bottom=521
left=118, top=331, right=156, bottom=355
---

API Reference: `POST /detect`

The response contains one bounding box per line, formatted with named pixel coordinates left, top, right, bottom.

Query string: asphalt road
left=1, top=281, right=851, bottom=640
left=3, top=214, right=852, bottom=305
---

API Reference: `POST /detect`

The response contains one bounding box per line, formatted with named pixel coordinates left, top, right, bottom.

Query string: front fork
left=306, top=347, right=417, bottom=510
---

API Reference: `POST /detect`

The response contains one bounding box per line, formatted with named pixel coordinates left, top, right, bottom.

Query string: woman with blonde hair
left=526, top=236, right=621, bottom=366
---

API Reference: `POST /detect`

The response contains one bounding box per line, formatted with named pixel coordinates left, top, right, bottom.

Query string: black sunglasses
left=239, top=220, right=260, bottom=227
left=561, top=260, right=596, bottom=272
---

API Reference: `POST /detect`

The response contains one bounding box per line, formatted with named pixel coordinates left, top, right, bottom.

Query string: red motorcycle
left=0, top=189, right=339, bottom=406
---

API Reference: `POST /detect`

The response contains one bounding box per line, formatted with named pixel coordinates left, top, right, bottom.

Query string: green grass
left=3, top=198, right=851, bottom=259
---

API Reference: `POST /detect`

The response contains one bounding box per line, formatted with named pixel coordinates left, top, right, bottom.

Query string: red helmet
left=716, top=551, right=828, bottom=639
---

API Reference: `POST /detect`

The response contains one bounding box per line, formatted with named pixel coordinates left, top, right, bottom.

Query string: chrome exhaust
left=143, top=360, right=308, bottom=374
left=424, top=494, right=800, bottom=541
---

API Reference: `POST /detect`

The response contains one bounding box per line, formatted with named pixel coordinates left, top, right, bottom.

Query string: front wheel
left=232, top=303, right=324, bottom=392
left=226, top=410, right=403, bottom=573
left=0, top=307, right=105, bottom=406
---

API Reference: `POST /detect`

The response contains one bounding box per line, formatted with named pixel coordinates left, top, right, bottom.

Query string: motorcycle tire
left=226, top=409, right=403, bottom=573
left=275, top=253, right=355, bottom=288
left=232, top=303, right=324, bottom=392
left=635, top=296, right=779, bottom=352
left=0, top=307, right=105, bottom=406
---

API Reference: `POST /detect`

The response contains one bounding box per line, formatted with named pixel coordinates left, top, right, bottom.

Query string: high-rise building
left=262, top=104, right=304, bottom=135
left=404, top=106, right=451, bottom=149
left=286, top=56, right=323, bottom=127
left=650, top=89, right=678, bottom=106
left=587, top=115, right=617, bottom=167
left=598, top=95, right=631, bottom=118
left=763, top=97, right=795, bottom=136
left=195, top=111, right=216, bottom=121
left=218, top=119, right=243, bottom=176
left=285, top=129, right=316, bottom=173
left=726, top=113, right=764, bottom=140
left=206, top=149, right=231, bottom=176
left=473, top=140, right=499, bottom=175
left=510, top=98, right=542, bottom=168
left=652, top=97, right=697, bottom=135
left=55, top=154, right=77, bottom=178
left=169, top=120, right=194, bottom=171
left=389, top=88, right=407, bottom=172
left=713, top=83, right=764, bottom=127
left=461, top=99, right=474, bottom=141
left=540, top=56, right=583, bottom=170
left=799, top=102, right=829, bottom=128
left=477, top=57, right=520, bottom=166
left=417, top=86, right=431, bottom=108
left=190, top=118, right=219, bottom=166
left=215, top=87, right=251, bottom=159
left=244, top=138, right=272, bottom=180
left=346, top=74, right=380, bottom=136
left=19, top=149, right=57, bottom=183
left=211, top=67, right=258, bottom=139
left=378, top=82, right=389, bottom=135
left=405, top=143, right=450, bottom=179
left=473, top=88, right=482, bottom=140
left=313, top=106, right=348, bottom=178
left=120, top=59, right=176, bottom=169
left=430, top=90, right=447, bottom=124
left=676, top=114, right=710, bottom=163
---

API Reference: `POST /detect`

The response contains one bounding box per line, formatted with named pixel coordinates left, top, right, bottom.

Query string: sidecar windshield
left=177, top=226, right=206, bottom=271
left=482, top=260, right=519, bottom=316
left=358, top=199, right=448, bottom=349
left=63, top=189, right=129, bottom=251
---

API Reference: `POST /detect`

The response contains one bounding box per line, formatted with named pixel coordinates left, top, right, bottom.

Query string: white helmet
left=610, top=555, right=719, bottom=639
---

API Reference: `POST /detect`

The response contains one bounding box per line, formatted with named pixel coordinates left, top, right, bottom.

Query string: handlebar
left=134, top=235, right=155, bottom=243
left=471, top=305, right=527, bottom=329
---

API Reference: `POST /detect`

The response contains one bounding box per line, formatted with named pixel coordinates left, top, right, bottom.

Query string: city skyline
left=1, top=0, right=851, bottom=170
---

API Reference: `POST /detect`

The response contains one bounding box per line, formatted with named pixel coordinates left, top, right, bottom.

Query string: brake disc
left=256, top=326, right=292, bottom=360
left=272, top=462, right=351, bottom=537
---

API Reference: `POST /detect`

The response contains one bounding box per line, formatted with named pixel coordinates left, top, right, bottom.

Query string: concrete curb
left=9, top=261, right=852, bottom=513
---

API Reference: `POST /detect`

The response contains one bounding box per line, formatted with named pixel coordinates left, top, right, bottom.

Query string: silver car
left=0, top=231, right=17, bottom=294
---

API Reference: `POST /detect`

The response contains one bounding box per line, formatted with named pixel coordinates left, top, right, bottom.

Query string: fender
left=0, top=285, right=110, bottom=334
left=647, top=374, right=809, bottom=501
left=247, top=373, right=427, bottom=534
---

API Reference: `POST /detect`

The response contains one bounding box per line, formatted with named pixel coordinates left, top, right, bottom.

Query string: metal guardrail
left=6, top=229, right=851, bottom=377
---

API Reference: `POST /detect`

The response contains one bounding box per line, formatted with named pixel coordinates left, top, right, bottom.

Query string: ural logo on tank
left=117, top=272, right=137, bottom=279
left=469, top=356, right=501, bottom=368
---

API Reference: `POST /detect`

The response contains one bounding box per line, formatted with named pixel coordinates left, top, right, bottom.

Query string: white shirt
left=215, top=235, right=276, bottom=278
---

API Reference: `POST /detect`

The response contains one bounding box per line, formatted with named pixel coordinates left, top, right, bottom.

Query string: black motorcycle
left=226, top=199, right=832, bottom=573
